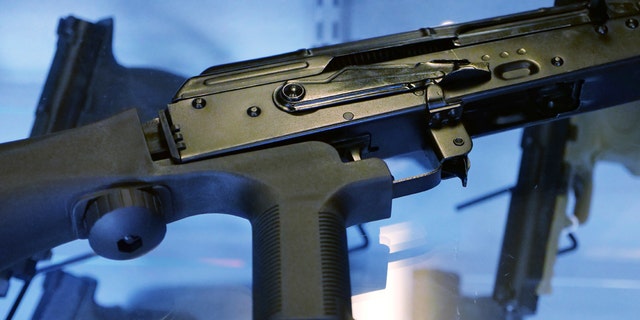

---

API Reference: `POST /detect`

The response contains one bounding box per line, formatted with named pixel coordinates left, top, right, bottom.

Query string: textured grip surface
left=252, top=205, right=283, bottom=317
left=318, top=211, right=351, bottom=317
left=252, top=205, right=352, bottom=320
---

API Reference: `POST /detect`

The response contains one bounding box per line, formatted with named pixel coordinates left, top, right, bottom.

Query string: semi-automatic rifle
left=2, top=1, right=640, bottom=319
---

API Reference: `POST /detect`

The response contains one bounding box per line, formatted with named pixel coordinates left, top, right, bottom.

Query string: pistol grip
left=252, top=203, right=351, bottom=319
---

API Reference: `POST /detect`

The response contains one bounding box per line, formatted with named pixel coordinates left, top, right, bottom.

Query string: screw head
left=453, top=137, right=465, bottom=146
left=85, top=188, right=166, bottom=260
left=118, top=235, right=143, bottom=253
left=192, top=98, right=206, bottom=109
left=280, top=83, right=306, bottom=102
left=626, top=18, right=639, bottom=29
left=551, top=56, right=564, bottom=67
left=247, top=106, right=262, bottom=117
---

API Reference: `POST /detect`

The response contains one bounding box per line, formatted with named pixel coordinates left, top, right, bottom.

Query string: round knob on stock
left=84, top=187, right=166, bottom=260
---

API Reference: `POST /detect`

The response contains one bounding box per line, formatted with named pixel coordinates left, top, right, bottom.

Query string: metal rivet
left=516, top=48, right=527, bottom=55
left=500, top=51, right=509, bottom=58
left=595, top=24, right=608, bottom=35
left=505, top=302, right=518, bottom=313
left=481, top=54, right=491, bottom=61
left=626, top=18, right=639, bottom=29
left=551, top=56, right=564, bottom=67
left=343, top=112, right=354, bottom=121
left=247, top=106, right=261, bottom=117
left=192, top=98, right=206, bottom=109
left=453, top=137, right=465, bottom=146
